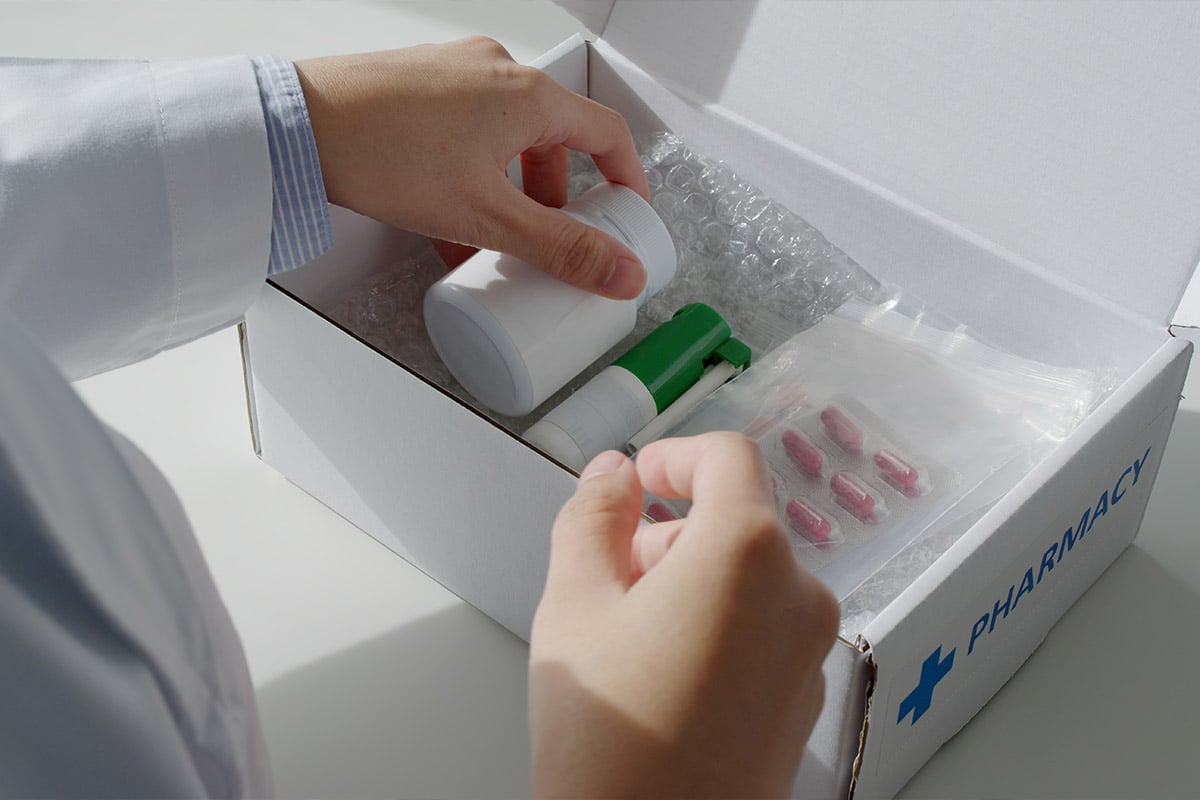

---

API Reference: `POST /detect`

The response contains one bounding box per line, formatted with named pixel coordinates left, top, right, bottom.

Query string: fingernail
left=601, top=257, right=647, bottom=299
left=580, top=450, right=627, bottom=482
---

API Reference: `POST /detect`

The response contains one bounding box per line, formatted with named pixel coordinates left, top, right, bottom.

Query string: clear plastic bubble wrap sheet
left=570, top=132, right=882, bottom=355
left=322, top=238, right=455, bottom=388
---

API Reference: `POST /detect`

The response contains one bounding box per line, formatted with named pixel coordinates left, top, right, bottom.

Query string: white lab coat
left=0, top=56, right=275, bottom=796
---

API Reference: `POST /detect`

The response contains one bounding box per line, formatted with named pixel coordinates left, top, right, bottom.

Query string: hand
left=294, top=37, right=651, bottom=299
left=529, top=433, right=840, bottom=799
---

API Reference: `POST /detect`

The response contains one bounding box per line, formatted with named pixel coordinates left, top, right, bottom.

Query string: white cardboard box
left=240, top=3, right=1198, bottom=797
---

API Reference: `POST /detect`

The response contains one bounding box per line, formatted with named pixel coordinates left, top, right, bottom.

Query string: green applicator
left=523, top=303, right=751, bottom=471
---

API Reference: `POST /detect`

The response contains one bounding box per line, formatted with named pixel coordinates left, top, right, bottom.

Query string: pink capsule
left=782, top=429, right=824, bottom=477
left=786, top=498, right=835, bottom=547
left=874, top=448, right=921, bottom=492
left=830, top=471, right=877, bottom=520
left=645, top=502, right=678, bottom=523
left=820, top=405, right=864, bottom=454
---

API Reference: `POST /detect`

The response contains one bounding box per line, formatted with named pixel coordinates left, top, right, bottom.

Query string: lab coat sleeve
left=0, top=311, right=274, bottom=798
left=0, top=56, right=273, bottom=380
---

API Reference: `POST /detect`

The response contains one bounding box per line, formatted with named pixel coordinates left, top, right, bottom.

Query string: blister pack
left=755, top=395, right=958, bottom=570
left=645, top=296, right=1107, bottom=602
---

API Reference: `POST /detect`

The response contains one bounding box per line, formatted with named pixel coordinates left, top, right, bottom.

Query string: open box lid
left=556, top=0, right=1200, bottom=333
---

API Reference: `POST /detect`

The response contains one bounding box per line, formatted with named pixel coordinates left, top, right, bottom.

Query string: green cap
left=614, top=303, right=751, bottom=413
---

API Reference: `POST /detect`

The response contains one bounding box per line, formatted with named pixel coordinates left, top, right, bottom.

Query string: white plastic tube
left=523, top=366, right=657, bottom=471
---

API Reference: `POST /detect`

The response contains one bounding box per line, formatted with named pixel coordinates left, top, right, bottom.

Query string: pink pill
left=830, top=471, right=876, bottom=520
left=874, top=448, right=921, bottom=492
left=820, top=405, right=864, bottom=454
left=645, top=502, right=678, bottom=523
left=786, top=498, right=835, bottom=547
left=782, top=429, right=824, bottom=477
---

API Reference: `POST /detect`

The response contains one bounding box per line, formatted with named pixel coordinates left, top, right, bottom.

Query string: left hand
left=529, top=435, right=839, bottom=798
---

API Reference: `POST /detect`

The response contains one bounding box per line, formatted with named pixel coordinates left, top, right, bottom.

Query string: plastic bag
left=649, top=295, right=1106, bottom=603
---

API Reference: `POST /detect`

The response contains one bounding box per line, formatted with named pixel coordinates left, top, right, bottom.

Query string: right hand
left=295, top=37, right=651, bottom=298
left=529, top=433, right=840, bottom=798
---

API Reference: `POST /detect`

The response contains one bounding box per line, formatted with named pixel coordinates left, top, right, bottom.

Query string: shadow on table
left=254, top=599, right=722, bottom=799
left=256, top=603, right=531, bottom=800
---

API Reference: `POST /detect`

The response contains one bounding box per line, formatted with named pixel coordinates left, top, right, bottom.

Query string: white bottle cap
left=560, top=182, right=677, bottom=303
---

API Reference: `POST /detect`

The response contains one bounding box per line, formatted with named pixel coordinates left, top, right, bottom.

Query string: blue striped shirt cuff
left=251, top=55, right=334, bottom=275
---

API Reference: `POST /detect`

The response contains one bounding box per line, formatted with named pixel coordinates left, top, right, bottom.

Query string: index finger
left=635, top=432, right=775, bottom=517
left=520, top=142, right=569, bottom=208
left=541, top=84, right=650, bottom=201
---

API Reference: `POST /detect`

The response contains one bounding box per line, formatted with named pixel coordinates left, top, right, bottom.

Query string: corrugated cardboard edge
left=237, top=320, right=261, bottom=457
left=847, top=636, right=876, bottom=800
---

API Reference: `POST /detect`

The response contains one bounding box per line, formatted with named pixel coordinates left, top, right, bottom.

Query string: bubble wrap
left=324, top=239, right=455, bottom=388
left=570, top=132, right=881, bottom=355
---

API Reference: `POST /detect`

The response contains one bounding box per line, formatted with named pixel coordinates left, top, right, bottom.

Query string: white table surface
left=8, top=2, right=1199, bottom=797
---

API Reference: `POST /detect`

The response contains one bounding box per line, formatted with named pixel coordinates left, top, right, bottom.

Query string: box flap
left=560, top=0, right=1200, bottom=327
left=552, top=0, right=614, bottom=36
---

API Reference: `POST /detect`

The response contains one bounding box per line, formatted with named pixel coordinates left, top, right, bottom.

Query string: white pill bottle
left=423, top=182, right=677, bottom=416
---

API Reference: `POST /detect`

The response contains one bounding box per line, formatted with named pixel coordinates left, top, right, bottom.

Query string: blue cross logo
left=897, top=645, right=956, bottom=726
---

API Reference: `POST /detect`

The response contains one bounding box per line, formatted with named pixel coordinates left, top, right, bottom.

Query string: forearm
left=0, top=56, right=272, bottom=379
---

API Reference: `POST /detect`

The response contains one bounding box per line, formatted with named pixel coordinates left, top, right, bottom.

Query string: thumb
left=545, top=451, right=644, bottom=600
left=486, top=182, right=648, bottom=299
